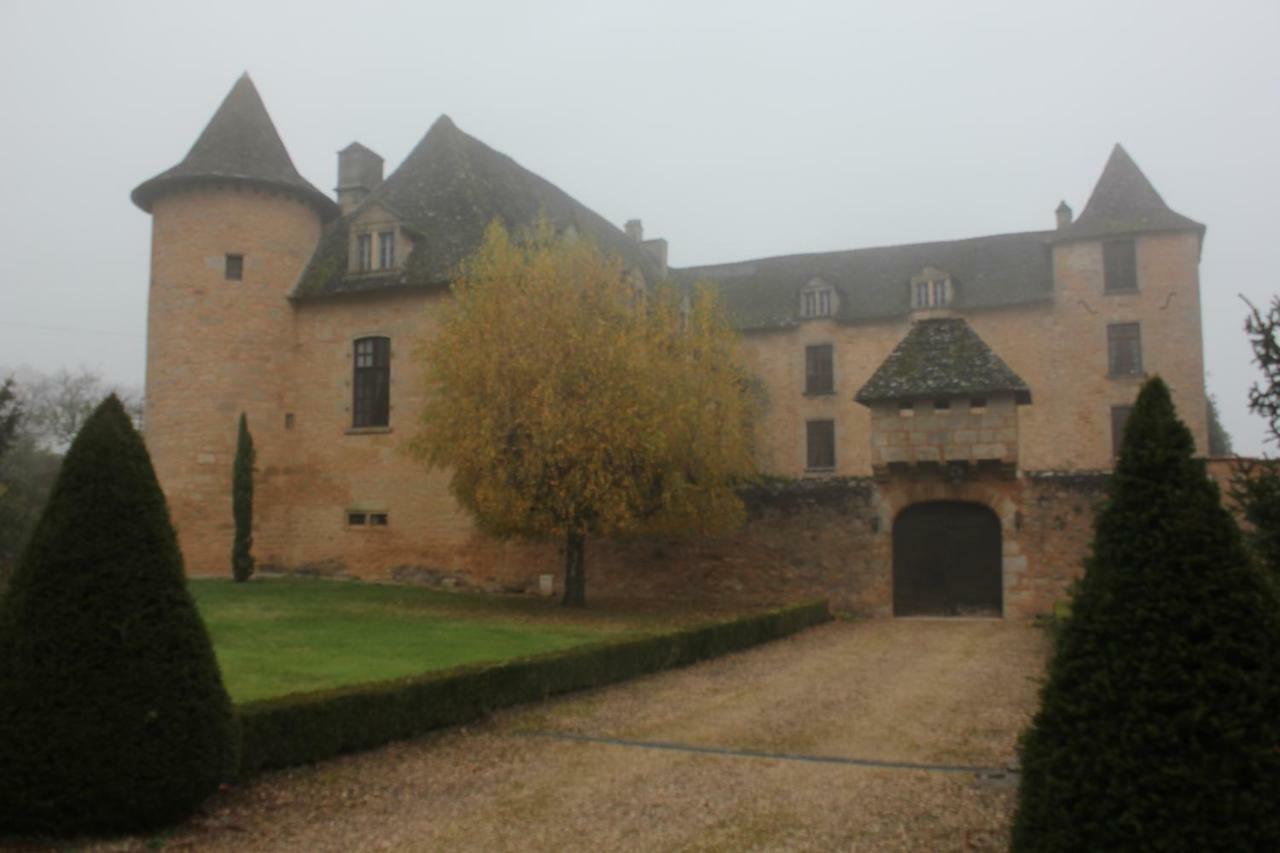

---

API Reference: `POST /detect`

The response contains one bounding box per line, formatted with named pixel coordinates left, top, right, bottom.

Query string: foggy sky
left=2, top=0, right=1277, bottom=453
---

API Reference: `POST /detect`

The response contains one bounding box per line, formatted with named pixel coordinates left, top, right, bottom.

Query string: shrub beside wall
left=238, top=600, right=829, bottom=776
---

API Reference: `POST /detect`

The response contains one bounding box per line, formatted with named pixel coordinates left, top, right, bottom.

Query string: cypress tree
left=232, top=412, right=254, bottom=583
left=0, top=395, right=236, bottom=836
left=1012, top=377, right=1280, bottom=851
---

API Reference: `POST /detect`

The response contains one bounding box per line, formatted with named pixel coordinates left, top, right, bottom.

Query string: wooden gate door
left=893, top=502, right=1002, bottom=616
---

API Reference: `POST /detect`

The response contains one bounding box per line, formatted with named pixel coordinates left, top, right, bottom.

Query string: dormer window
left=356, top=234, right=373, bottom=272
left=378, top=231, right=395, bottom=269
left=800, top=278, right=837, bottom=319
left=910, top=267, right=953, bottom=309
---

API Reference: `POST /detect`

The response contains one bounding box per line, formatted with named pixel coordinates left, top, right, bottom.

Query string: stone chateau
left=133, top=74, right=1210, bottom=617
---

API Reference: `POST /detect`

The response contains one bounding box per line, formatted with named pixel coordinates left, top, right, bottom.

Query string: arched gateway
left=893, top=501, right=1002, bottom=617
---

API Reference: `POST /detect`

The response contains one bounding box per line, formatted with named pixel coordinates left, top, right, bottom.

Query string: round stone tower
left=132, top=73, right=338, bottom=573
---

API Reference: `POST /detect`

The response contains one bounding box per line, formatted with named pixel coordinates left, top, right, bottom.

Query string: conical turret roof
left=1060, top=144, right=1201, bottom=241
left=132, top=73, right=337, bottom=220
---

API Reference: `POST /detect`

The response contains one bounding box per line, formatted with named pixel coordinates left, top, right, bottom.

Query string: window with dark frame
left=1103, top=240, right=1137, bottom=293
left=1107, top=322, right=1143, bottom=377
left=805, top=344, right=834, bottom=394
left=347, top=511, right=368, bottom=526
left=225, top=254, right=243, bottom=281
left=356, top=233, right=373, bottom=272
left=1110, top=405, right=1134, bottom=458
left=352, top=336, right=391, bottom=428
left=378, top=231, right=395, bottom=269
left=369, top=513, right=388, bottom=526
left=806, top=420, right=836, bottom=470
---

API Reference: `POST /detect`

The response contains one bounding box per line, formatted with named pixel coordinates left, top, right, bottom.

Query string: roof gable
left=295, top=116, right=660, bottom=299
left=855, top=318, right=1031, bottom=405
left=132, top=73, right=337, bottom=220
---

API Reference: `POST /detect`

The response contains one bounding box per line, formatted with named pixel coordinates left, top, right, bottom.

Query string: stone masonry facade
left=133, top=75, right=1214, bottom=618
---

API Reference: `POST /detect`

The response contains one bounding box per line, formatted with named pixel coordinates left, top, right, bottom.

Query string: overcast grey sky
left=1, top=0, right=1277, bottom=453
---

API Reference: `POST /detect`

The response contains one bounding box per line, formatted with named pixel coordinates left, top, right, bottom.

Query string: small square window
left=933, top=399, right=950, bottom=412
left=1108, top=323, right=1142, bottom=377
left=369, top=513, right=388, bottom=526
left=225, top=254, right=243, bottom=281
left=1103, top=240, right=1137, bottom=293
left=347, top=512, right=368, bottom=526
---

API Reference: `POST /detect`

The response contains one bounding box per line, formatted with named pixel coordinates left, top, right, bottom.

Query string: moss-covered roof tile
left=855, top=317, right=1031, bottom=404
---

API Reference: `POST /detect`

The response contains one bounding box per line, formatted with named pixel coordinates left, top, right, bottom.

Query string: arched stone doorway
left=893, top=501, right=1002, bottom=617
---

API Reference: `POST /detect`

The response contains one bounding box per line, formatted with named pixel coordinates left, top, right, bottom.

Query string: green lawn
left=191, top=578, right=627, bottom=703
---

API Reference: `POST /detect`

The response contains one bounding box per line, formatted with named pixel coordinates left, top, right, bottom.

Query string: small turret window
left=1103, top=240, right=1137, bottom=293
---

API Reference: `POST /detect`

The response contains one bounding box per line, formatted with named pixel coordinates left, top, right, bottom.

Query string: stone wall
left=868, top=392, right=1019, bottom=471
left=740, top=230, right=1208, bottom=477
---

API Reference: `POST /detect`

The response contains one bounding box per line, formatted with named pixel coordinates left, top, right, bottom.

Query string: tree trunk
left=561, top=530, right=586, bottom=607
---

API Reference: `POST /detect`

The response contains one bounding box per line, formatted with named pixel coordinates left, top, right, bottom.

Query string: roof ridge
left=677, top=228, right=1055, bottom=274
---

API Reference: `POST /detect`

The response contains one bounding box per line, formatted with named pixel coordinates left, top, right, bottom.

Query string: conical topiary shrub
left=0, top=395, right=236, bottom=836
left=1012, top=377, right=1280, bottom=851
left=231, top=412, right=254, bottom=583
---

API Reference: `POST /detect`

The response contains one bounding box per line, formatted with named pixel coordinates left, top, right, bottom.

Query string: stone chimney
left=1055, top=200, right=1073, bottom=230
left=625, top=219, right=644, bottom=242
left=642, top=238, right=668, bottom=275
left=336, top=143, right=384, bottom=214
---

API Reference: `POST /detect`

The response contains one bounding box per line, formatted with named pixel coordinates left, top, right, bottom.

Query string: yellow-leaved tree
left=411, top=220, right=757, bottom=606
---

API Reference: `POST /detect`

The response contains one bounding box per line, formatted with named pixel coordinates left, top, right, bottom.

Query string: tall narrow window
left=378, top=231, right=395, bottom=269
left=1111, top=405, right=1134, bottom=458
left=1107, top=323, right=1142, bottom=376
left=356, top=234, right=373, bottom=272
left=225, top=254, right=243, bottom=281
left=353, top=336, right=390, bottom=428
left=806, top=420, right=836, bottom=470
left=1103, top=240, right=1137, bottom=292
left=805, top=344, right=834, bottom=394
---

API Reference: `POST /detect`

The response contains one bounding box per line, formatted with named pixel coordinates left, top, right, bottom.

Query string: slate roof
left=677, top=230, right=1055, bottom=332
left=1057, top=144, right=1202, bottom=242
left=132, top=74, right=338, bottom=220
left=855, top=318, right=1031, bottom=405
left=294, top=116, right=662, bottom=299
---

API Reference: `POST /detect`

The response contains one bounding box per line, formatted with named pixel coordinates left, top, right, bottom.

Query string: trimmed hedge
left=238, top=599, right=829, bottom=776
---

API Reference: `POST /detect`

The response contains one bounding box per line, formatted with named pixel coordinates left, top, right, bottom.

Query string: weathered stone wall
left=869, top=393, right=1019, bottom=470
left=740, top=230, right=1208, bottom=476
left=142, top=187, right=1205, bottom=618
left=143, top=185, right=323, bottom=574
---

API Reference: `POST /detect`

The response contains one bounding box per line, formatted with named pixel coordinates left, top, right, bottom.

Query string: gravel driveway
left=96, top=619, right=1049, bottom=852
